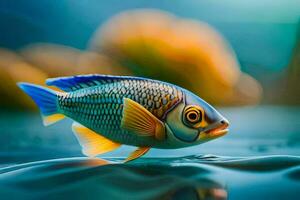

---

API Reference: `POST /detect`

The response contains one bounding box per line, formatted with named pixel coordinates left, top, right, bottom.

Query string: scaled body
left=18, top=75, right=229, bottom=162
left=58, top=78, right=183, bottom=148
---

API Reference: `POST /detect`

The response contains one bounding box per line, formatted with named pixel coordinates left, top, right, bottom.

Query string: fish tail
left=17, top=82, right=65, bottom=126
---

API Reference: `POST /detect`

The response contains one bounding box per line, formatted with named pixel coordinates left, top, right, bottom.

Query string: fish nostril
left=220, top=119, right=229, bottom=126
left=220, top=120, right=229, bottom=127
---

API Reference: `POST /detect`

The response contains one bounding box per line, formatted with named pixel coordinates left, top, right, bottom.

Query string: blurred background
left=0, top=0, right=299, bottom=163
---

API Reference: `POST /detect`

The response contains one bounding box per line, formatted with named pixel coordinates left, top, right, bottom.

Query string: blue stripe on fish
left=46, top=74, right=150, bottom=92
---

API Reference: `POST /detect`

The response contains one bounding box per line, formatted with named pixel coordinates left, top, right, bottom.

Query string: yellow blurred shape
left=20, top=43, right=131, bottom=77
left=0, top=48, right=48, bottom=109
left=77, top=51, right=131, bottom=75
left=0, top=44, right=130, bottom=109
left=90, top=9, right=262, bottom=105
left=20, top=43, right=82, bottom=77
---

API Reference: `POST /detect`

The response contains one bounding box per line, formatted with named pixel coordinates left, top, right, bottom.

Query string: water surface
left=0, top=106, right=300, bottom=199
left=1, top=155, right=300, bottom=200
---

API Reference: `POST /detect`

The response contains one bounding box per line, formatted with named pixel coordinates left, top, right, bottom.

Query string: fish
left=17, top=74, right=229, bottom=162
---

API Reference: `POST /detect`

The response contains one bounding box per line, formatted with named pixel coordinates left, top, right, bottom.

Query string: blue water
left=0, top=106, right=300, bottom=199
left=1, top=156, right=300, bottom=200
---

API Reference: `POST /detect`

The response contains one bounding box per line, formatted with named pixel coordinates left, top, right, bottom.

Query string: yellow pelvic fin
left=121, top=98, right=166, bottom=140
left=125, top=147, right=150, bottom=163
left=71, top=122, right=121, bottom=157
left=42, top=114, right=65, bottom=126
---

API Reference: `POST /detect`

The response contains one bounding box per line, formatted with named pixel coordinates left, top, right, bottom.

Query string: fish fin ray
left=42, top=114, right=65, bottom=126
left=17, top=82, right=65, bottom=126
left=121, top=98, right=165, bottom=140
left=46, top=74, right=149, bottom=92
left=125, top=147, right=150, bottom=162
left=72, top=122, right=121, bottom=157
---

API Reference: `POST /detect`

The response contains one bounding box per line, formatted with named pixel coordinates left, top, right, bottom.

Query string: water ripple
left=1, top=155, right=300, bottom=200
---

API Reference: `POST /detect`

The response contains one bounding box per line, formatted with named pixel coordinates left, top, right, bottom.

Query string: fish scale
left=58, top=79, right=183, bottom=146
left=19, top=75, right=229, bottom=161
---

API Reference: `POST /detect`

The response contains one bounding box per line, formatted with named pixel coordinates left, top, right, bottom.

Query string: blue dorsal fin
left=46, top=74, right=147, bottom=92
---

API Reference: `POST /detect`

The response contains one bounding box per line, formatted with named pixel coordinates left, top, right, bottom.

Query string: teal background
left=0, top=1, right=300, bottom=199
left=0, top=0, right=299, bottom=76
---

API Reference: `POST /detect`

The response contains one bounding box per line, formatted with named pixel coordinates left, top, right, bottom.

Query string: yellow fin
left=71, top=122, right=121, bottom=157
left=125, top=147, right=150, bottom=162
left=42, top=114, right=65, bottom=126
left=121, top=98, right=165, bottom=140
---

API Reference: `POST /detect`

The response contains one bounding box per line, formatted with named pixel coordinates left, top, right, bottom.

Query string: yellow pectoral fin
left=121, top=98, right=165, bottom=140
left=125, top=147, right=150, bottom=163
left=72, top=122, right=121, bottom=157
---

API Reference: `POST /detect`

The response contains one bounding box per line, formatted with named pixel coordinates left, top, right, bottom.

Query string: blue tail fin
left=18, top=82, right=65, bottom=126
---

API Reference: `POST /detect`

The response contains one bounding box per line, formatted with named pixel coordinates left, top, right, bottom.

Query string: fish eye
left=183, top=105, right=203, bottom=127
left=186, top=111, right=199, bottom=122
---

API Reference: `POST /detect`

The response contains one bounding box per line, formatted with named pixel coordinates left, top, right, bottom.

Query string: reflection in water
left=0, top=157, right=227, bottom=200
left=1, top=155, right=300, bottom=200
left=168, top=181, right=227, bottom=200
left=285, top=166, right=300, bottom=181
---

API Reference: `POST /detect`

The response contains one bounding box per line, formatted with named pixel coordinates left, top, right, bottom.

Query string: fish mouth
left=204, top=120, right=229, bottom=138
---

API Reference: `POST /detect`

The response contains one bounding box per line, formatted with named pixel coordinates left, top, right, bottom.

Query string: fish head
left=165, top=90, right=229, bottom=147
